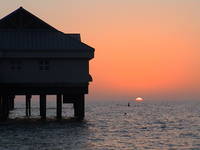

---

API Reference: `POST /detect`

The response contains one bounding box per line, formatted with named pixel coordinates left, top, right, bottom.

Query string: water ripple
left=0, top=100, right=200, bottom=149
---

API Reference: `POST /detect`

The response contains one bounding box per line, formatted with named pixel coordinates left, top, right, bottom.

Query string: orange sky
left=1, top=1, right=200, bottom=101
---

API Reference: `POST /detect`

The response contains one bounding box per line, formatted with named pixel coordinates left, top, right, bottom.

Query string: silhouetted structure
left=0, top=7, right=94, bottom=121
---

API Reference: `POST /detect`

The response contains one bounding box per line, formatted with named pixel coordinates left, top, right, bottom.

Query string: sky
left=1, top=0, right=200, bottom=101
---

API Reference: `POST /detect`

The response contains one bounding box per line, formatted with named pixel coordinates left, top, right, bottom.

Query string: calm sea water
left=0, top=100, right=200, bottom=150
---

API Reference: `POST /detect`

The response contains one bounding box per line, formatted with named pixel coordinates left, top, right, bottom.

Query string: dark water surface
left=0, top=100, right=200, bottom=150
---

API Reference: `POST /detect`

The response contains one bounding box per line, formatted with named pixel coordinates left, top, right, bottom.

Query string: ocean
left=0, top=100, right=200, bottom=150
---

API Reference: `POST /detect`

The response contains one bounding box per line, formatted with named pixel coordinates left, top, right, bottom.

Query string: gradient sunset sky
left=1, top=0, right=200, bottom=101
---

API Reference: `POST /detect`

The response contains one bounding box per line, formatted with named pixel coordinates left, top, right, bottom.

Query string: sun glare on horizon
left=135, top=97, right=144, bottom=101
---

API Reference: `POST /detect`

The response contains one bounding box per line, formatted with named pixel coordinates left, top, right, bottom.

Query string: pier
left=0, top=93, right=85, bottom=121
left=0, top=7, right=94, bottom=121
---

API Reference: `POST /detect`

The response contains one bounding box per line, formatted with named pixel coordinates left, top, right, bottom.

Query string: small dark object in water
left=128, top=102, right=130, bottom=107
left=124, top=113, right=127, bottom=115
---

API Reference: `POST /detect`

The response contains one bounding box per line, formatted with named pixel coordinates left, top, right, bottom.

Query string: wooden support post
left=40, top=94, right=46, bottom=119
left=26, top=95, right=28, bottom=117
left=9, top=95, right=15, bottom=111
left=2, top=96, right=6, bottom=120
left=56, top=94, right=62, bottom=119
left=8, top=96, right=11, bottom=111
left=40, top=95, right=42, bottom=116
left=28, top=95, right=31, bottom=116
left=74, top=94, right=85, bottom=120
left=0, top=95, right=9, bottom=121
left=43, top=95, right=46, bottom=119
left=5, top=95, right=9, bottom=119
left=26, top=95, right=31, bottom=117
left=79, top=94, right=85, bottom=120
left=12, top=96, right=15, bottom=110
left=74, top=101, right=79, bottom=118
left=0, top=96, right=3, bottom=120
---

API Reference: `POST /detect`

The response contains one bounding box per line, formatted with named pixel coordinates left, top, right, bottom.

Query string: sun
left=135, top=97, right=144, bottom=101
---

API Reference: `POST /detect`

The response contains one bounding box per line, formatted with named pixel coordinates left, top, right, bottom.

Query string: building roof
left=0, top=7, right=94, bottom=51
left=0, top=31, right=92, bottom=51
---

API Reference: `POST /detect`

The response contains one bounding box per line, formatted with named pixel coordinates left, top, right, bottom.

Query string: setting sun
left=135, top=97, right=144, bottom=101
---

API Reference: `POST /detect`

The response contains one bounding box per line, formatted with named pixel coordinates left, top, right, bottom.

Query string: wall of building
left=0, top=58, right=91, bottom=84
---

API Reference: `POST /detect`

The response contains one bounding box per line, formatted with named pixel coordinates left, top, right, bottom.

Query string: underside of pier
left=0, top=83, right=88, bottom=121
